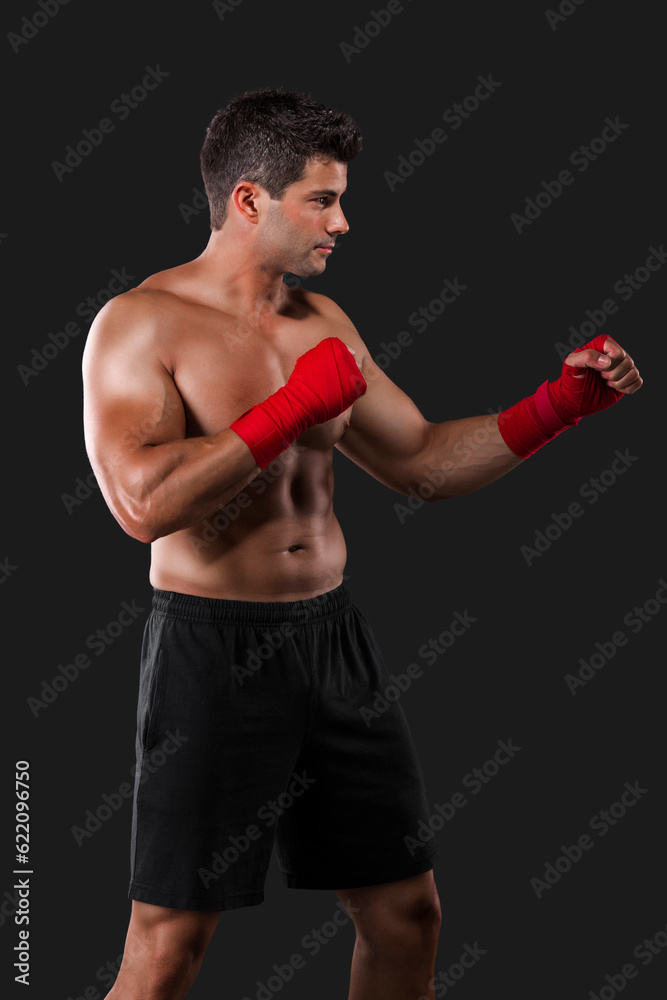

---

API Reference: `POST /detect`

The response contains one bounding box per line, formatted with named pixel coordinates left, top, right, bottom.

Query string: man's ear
left=231, top=181, right=263, bottom=225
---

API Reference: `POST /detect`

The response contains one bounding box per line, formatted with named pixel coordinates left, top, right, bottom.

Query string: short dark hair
left=200, top=88, right=363, bottom=230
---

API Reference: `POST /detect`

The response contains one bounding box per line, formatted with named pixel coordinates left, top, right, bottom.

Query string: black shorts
left=128, top=582, right=438, bottom=911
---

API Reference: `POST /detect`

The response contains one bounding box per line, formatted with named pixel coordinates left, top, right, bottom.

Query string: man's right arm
left=82, top=294, right=261, bottom=544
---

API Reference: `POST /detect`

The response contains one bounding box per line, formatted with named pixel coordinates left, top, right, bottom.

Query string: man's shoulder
left=94, top=279, right=185, bottom=327
left=83, top=286, right=179, bottom=370
left=296, top=288, right=356, bottom=328
left=295, top=288, right=370, bottom=364
left=135, top=260, right=194, bottom=296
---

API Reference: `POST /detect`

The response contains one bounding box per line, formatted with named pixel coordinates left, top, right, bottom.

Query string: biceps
left=335, top=356, right=432, bottom=487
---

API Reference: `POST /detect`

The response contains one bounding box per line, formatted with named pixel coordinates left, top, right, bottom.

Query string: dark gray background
left=3, top=1, right=665, bottom=997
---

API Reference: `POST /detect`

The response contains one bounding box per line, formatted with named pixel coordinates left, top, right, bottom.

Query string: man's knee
left=359, top=899, right=440, bottom=956
left=419, top=893, right=442, bottom=949
left=337, top=874, right=441, bottom=954
left=404, top=889, right=442, bottom=942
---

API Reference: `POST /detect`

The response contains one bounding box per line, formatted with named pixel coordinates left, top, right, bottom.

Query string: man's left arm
left=328, top=303, right=642, bottom=500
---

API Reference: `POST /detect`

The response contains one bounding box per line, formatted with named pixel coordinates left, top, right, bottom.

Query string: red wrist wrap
left=229, top=337, right=367, bottom=469
left=497, top=334, right=623, bottom=459
left=497, top=380, right=574, bottom=459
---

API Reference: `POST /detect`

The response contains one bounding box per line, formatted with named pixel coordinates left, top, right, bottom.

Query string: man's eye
left=315, top=197, right=328, bottom=205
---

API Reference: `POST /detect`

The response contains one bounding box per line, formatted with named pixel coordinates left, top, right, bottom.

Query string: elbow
left=405, top=425, right=452, bottom=502
left=113, top=496, right=157, bottom=544
left=117, top=510, right=155, bottom=544
left=121, top=478, right=166, bottom=543
left=131, top=507, right=163, bottom=544
left=131, top=524, right=158, bottom=545
left=400, top=471, right=451, bottom=505
left=97, top=473, right=159, bottom=542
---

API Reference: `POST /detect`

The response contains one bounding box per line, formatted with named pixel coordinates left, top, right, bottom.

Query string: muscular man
left=82, top=89, right=641, bottom=1000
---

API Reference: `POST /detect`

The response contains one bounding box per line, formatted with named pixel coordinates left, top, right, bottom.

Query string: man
left=82, top=89, right=641, bottom=1000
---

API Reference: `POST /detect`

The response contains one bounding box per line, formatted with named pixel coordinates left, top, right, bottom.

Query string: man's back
left=83, top=261, right=362, bottom=600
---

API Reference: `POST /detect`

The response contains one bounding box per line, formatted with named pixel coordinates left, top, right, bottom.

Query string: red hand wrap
left=497, top=335, right=624, bottom=459
left=229, top=337, right=367, bottom=469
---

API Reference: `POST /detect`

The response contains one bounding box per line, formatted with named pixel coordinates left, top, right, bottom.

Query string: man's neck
left=192, top=229, right=290, bottom=322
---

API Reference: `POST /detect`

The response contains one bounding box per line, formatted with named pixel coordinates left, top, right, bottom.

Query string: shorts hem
left=281, top=849, right=439, bottom=890
left=128, top=880, right=264, bottom=912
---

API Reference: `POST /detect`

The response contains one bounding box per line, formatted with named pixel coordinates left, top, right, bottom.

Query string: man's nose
left=327, top=209, right=349, bottom=236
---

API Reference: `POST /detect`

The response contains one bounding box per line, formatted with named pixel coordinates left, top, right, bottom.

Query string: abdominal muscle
left=148, top=444, right=348, bottom=602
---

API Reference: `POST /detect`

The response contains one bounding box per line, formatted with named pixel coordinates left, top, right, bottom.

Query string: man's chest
left=165, top=310, right=351, bottom=449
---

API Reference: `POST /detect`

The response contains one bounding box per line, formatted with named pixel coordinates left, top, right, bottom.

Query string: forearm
left=414, top=414, right=523, bottom=500
left=353, top=333, right=640, bottom=503
left=104, top=429, right=260, bottom=542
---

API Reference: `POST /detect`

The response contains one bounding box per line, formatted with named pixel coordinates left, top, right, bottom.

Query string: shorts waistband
left=150, top=582, right=351, bottom=626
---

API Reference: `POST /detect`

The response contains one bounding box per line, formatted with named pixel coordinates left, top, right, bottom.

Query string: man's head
left=199, top=88, right=363, bottom=231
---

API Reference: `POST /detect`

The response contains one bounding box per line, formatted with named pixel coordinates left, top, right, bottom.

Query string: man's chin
left=291, top=260, right=327, bottom=279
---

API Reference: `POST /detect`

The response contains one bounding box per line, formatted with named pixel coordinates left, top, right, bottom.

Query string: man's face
left=256, top=158, right=349, bottom=277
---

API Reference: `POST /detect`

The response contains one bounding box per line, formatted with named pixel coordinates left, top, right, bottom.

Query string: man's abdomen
left=149, top=507, right=347, bottom=602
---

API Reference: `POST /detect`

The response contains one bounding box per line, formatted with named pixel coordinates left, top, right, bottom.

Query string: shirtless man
left=82, top=89, right=641, bottom=1000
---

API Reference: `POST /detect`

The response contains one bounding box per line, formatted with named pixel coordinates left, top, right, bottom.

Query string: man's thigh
left=275, top=600, right=438, bottom=890
left=129, top=595, right=314, bottom=911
